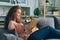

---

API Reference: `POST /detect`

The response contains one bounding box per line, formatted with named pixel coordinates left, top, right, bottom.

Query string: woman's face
left=14, top=9, right=22, bottom=21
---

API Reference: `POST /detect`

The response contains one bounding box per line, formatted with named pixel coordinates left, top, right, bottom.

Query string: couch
left=0, top=16, right=60, bottom=40
left=37, top=16, right=60, bottom=30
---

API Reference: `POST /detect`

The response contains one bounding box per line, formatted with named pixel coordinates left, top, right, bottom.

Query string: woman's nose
left=18, top=14, right=22, bottom=17
left=18, top=14, right=20, bottom=16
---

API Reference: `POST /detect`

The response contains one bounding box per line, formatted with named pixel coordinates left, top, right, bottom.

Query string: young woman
left=4, top=6, right=32, bottom=40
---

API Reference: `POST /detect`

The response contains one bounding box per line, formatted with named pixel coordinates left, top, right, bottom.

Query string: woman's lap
left=28, top=26, right=60, bottom=40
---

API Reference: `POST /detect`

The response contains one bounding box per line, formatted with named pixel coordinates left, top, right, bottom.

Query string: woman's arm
left=8, top=21, right=15, bottom=30
left=8, top=21, right=19, bottom=36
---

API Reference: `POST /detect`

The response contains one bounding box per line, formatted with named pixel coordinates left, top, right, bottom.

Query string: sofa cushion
left=0, top=33, right=7, bottom=40
left=54, top=16, right=60, bottom=29
left=37, top=17, right=55, bottom=29
left=3, top=33, right=17, bottom=40
left=0, top=28, right=23, bottom=40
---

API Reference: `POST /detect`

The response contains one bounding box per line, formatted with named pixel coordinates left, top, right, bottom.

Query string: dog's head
left=25, top=16, right=38, bottom=31
left=25, top=16, right=32, bottom=24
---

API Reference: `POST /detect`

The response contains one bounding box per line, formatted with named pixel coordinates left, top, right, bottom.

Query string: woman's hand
left=19, top=33, right=28, bottom=40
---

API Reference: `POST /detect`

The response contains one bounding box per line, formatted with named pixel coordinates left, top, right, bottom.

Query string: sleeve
left=8, top=21, right=15, bottom=30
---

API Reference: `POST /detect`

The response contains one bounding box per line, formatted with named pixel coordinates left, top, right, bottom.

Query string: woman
left=4, top=6, right=32, bottom=40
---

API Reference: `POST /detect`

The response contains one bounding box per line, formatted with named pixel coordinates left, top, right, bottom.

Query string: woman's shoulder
left=9, top=20, right=16, bottom=24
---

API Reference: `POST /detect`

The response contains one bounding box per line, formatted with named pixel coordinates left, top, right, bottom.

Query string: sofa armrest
left=3, top=33, right=23, bottom=40
left=3, top=33, right=17, bottom=40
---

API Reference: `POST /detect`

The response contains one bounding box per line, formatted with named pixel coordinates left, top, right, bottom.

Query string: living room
left=0, top=0, right=60, bottom=40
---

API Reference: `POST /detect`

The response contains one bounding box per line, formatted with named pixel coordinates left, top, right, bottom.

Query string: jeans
left=28, top=26, right=60, bottom=40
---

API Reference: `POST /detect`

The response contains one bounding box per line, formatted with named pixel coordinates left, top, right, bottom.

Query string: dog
left=25, top=16, right=38, bottom=32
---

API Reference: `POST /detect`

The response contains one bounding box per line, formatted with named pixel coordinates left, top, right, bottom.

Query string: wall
left=0, top=0, right=60, bottom=16
left=0, top=6, right=11, bottom=16
left=0, top=0, right=39, bottom=16
left=28, top=0, right=39, bottom=16
left=55, top=0, right=60, bottom=7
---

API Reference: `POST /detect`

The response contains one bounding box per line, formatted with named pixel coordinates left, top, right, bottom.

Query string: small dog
left=25, top=16, right=38, bottom=31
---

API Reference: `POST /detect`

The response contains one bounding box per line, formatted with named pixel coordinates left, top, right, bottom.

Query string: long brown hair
left=4, top=5, right=22, bottom=30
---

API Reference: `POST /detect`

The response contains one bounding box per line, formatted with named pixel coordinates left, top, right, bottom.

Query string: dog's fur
left=25, top=17, right=38, bottom=31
